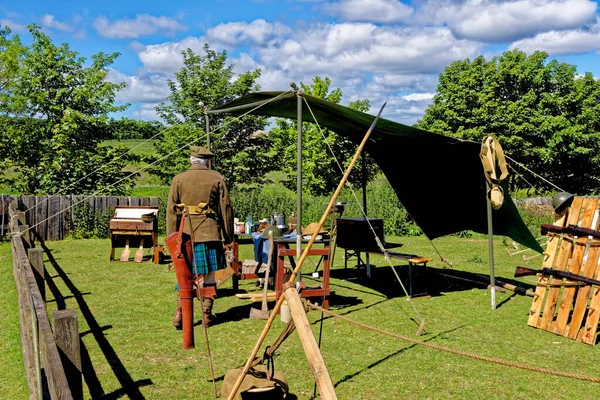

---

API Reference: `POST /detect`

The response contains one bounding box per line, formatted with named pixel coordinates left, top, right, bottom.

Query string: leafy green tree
left=0, top=26, right=25, bottom=180
left=108, top=117, right=163, bottom=140
left=417, top=49, right=600, bottom=194
left=4, top=25, right=135, bottom=195
left=0, top=26, right=23, bottom=114
left=152, top=44, right=268, bottom=186
left=267, top=76, right=375, bottom=195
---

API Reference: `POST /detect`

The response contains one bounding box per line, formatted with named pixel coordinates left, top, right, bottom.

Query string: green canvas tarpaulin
left=209, top=91, right=543, bottom=254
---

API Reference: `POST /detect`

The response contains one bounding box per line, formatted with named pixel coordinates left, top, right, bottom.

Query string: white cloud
left=372, top=73, right=438, bottom=93
left=509, top=28, right=600, bottom=55
left=107, top=70, right=171, bottom=103
left=206, top=19, right=291, bottom=47
left=403, top=92, right=435, bottom=101
left=41, top=14, right=74, bottom=32
left=94, top=14, right=186, bottom=39
left=132, top=19, right=475, bottom=124
left=385, top=95, right=434, bottom=125
left=131, top=102, right=162, bottom=121
left=415, top=0, right=597, bottom=43
left=0, top=18, right=26, bottom=31
left=321, top=0, right=414, bottom=23
left=135, top=36, right=208, bottom=74
left=258, top=24, right=482, bottom=76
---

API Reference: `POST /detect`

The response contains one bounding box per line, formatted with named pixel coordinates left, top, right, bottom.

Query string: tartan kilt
left=192, top=241, right=225, bottom=275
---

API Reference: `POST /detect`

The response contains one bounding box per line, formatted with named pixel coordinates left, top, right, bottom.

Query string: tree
left=153, top=44, right=268, bottom=186
left=0, top=26, right=25, bottom=178
left=0, top=26, right=23, bottom=114
left=4, top=25, right=135, bottom=195
left=416, top=49, right=600, bottom=194
left=267, top=76, right=375, bottom=196
left=108, top=118, right=164, bottom=140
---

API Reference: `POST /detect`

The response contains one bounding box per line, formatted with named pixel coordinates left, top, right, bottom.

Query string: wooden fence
left=9, top=206, right=80, bottom=399
left=1, top=195, right=160, bottom=242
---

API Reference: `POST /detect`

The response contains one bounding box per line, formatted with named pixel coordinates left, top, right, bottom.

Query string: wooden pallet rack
left=527, top=196, right=600, bottom=344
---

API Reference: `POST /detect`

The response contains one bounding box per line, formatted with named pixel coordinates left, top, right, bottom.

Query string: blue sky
left=3, top=0, right=600, bottom=125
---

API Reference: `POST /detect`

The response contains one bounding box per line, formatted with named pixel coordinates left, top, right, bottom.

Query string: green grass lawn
left=1, top=235, right=599, bottom=399
left=101, top=139, right=158, bottom=156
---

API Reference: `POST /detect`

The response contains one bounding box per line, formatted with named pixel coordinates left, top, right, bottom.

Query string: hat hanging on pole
left=479, top=136, right=508, bottom=210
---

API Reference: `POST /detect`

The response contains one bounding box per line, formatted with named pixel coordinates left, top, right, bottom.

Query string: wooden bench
left=342, top=247, right=433, bottom=298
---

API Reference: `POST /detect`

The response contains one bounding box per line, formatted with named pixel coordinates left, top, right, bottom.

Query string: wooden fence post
left=28, top=248, right=45, bottom=302
left=52, top=309, right=82, bottom=400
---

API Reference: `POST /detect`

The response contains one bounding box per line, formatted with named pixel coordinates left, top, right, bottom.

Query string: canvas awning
left=209, top=91, right=543, bottom=253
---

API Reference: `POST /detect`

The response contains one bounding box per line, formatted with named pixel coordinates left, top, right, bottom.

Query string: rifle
left=541, top=223, right=600, bottom=240
left=514, top=266, right=600, bottom=287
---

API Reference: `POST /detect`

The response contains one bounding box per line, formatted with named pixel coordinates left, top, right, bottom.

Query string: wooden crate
left=527, top=196, right=600, bottom=344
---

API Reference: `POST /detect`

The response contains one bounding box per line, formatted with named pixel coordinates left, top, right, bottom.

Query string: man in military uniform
left=167, top=145, right=234, bottom=328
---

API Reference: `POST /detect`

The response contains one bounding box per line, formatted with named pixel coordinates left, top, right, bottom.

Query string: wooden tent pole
left=226, top=102, right=387, bottom=400
left=285, top=286, right=337, bottom=399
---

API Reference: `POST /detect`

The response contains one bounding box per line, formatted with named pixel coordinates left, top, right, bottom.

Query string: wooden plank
left=562, top=201, right=600, bottom=338
left=31, top=282, right=72, bottom=399
left=553, top=198, right=598, bottom=335
left=107, top=196, right=118, bottom=213
left=24, top=196, right=36, bottom=236
left=117, top=196, right=128, bottom=206
left=60, top=196, right=71, bottom=239
left=86, top=195, right=95, bottom=211
left=16, top=224, right=72, bottom=399
left=539, top=197, right=583, bottom=330
left=568, top=238, right=600, bottom=339
left=284, top=287, right=337, bottom=400
left=28, top=248, right=45, bottom=302
left=528, top=210, right=566, bottom=326
left=52, top=309, right=82, bottom=400
left=581, top=263, right=600, bottom=344
left=49, top=196, right=61, bottom=241
left=139, top=197, right=150, bottom=206
left=71, top=195, right=84, bottom=231
left=36, top=196, right=48, bottom=242
left=11, top=234, right=39, bottom=399
left=236, top=292, right=277, bottom=301
left=149, top=197, right=159, bottom=207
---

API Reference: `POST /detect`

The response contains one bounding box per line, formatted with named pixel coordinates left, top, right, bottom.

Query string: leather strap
left=175, top=202, right=216, bottom=215
left=175, top=210, right=187, bottom=256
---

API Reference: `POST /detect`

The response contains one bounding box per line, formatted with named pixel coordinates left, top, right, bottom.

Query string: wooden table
left=274, top=238, right=331, bottom=309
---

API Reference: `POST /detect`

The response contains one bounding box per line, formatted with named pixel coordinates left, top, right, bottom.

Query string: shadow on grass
left=333, top=325, right=465, bottom=388
left=330, top=263, right=536, bottom=309
left=35, top=232, right=152, bottom=399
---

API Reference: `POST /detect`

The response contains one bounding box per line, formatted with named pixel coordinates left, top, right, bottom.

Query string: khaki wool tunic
left=166, top=163, right=234, bottom=244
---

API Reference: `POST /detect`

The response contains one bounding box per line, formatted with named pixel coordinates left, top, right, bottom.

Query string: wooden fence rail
left=9, top=206, right=78, bottom=399
left=1, top=195, right=160, bottom=242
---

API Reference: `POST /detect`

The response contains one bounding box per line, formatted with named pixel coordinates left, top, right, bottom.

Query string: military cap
left=190, top=145, right=214, bottom=158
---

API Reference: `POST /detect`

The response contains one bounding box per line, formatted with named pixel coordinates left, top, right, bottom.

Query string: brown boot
left=201, top=297, right=216, bottom=327
left=173, top=306, right=182, bottom=329
left=172, top=294, right=182, bottom=329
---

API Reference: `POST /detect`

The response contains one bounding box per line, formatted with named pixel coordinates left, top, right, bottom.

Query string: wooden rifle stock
left=514, top=266, right=600, bottom=287
left=541, top=223, right=600, bottom=240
